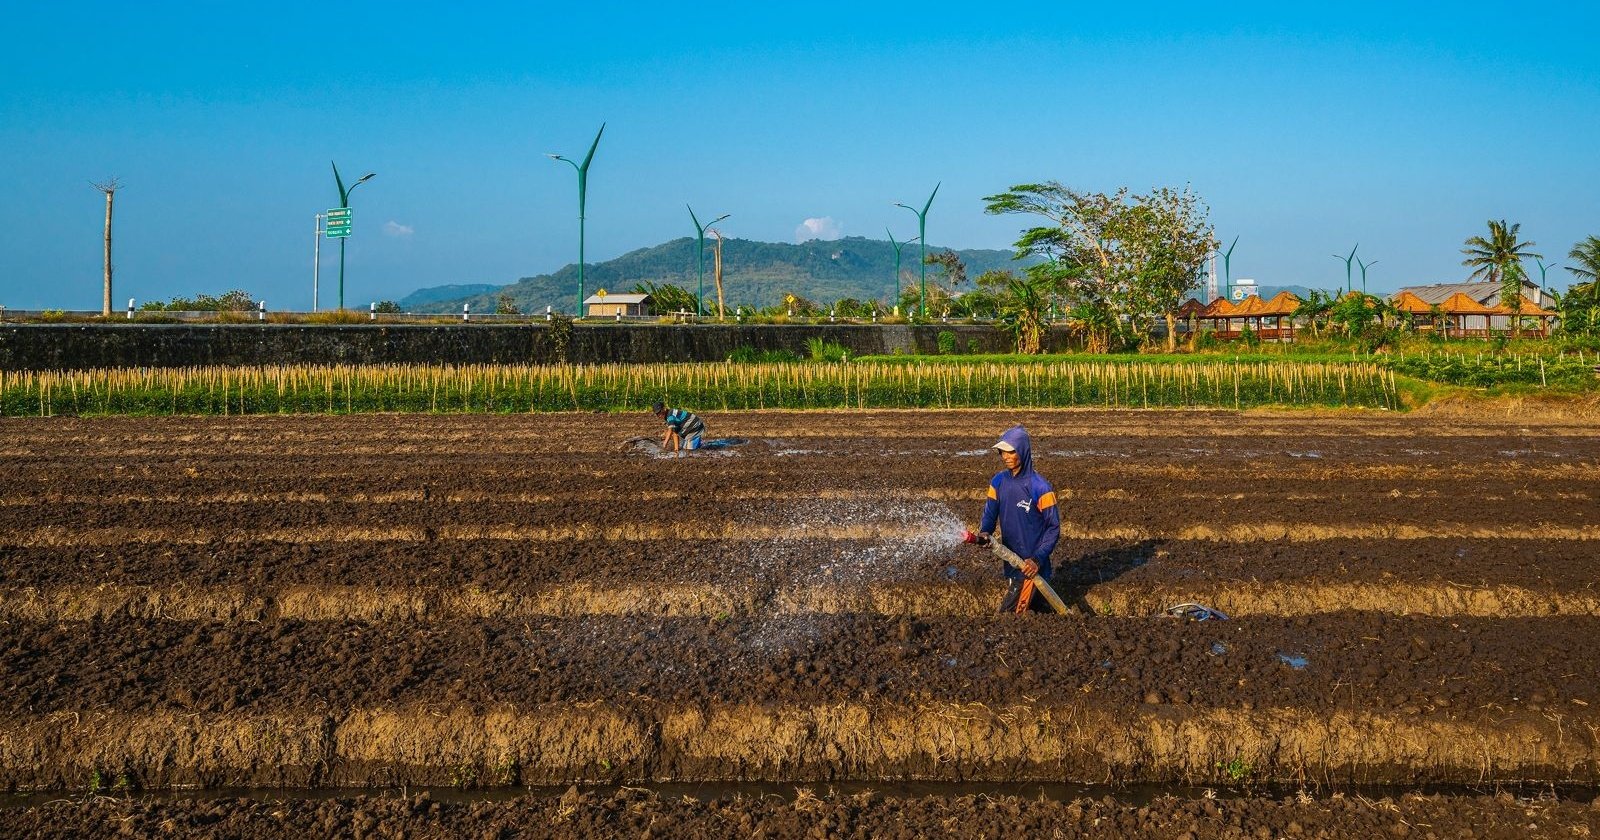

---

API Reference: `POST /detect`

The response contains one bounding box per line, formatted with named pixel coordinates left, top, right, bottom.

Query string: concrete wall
left=0, top=324, right=1074, bottom=371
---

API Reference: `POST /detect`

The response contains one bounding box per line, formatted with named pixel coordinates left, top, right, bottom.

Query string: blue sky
left=2, top=2, right=1596, bottom=310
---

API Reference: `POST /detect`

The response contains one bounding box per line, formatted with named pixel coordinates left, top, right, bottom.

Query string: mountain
left=397, top=283, right=500, bottom=309
left=401, top=236, right=1040, bottom=314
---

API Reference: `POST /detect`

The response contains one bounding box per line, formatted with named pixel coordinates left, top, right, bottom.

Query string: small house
left=583, top=292, right=652, bottom=318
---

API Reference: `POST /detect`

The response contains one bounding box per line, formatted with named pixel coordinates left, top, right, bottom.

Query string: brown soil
left=2, top=410, right=1598, bottom=801
left=1, top=789, right=1596, bottom=840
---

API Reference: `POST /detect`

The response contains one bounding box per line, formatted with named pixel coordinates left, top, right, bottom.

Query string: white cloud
left=383, top=221, right=415, bottom=238
left=794, top=216, right=843, bottom=243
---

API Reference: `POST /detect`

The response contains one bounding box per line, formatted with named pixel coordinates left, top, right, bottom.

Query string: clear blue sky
left=2, top=1, right=1596, bottom=310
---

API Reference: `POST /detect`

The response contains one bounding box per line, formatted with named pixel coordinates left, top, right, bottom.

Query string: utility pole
left=710, top=227, right=727, bottom=321
left=92, top=178, right=121, bottom=317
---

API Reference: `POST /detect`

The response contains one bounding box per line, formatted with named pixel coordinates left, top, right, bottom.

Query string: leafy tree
left=1291, top=289, right=1337, bottom=338
left=374, top=300, right=402, bottom=314
left=495, top=293, right=521, bottom=315
left=1556, top=281, right=1600, bottom=337
left=1328, top=292, right=1382, bottom=338
left=631, top=281, right=699, bottom=315
left=983, top=183, right=1215, bottom=351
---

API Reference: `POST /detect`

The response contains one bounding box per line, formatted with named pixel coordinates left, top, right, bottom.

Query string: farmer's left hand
left=1022, top=559, right=1039, bottom=578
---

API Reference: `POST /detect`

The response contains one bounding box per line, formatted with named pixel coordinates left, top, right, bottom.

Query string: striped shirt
left=664, top=408, right=704, bottom=438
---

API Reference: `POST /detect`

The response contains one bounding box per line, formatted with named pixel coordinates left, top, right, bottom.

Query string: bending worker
left=973, top=424, right=1060, bottom=613
left=652, top=400, right=705, bottom=453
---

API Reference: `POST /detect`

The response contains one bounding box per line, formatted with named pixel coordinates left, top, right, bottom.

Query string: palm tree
left=1569, top=235, right=1600, bottom=283
left=1462, top=219, right=1541, bottom=337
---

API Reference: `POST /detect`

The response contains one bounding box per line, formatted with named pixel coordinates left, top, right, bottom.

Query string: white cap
left=992, top=439, right=1016, bottom=452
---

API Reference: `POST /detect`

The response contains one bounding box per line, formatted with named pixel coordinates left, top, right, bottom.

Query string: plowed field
left=3, top=409, right=1598, bottom=837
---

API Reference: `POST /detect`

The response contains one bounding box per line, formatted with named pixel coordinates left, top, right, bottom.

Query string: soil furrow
left=3, top=789, right=1593, bottom=840
left=0, top=701, right=1593, bottom=790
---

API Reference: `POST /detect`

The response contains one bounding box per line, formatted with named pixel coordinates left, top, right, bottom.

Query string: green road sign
left=325, top=208, right=352, bottom=238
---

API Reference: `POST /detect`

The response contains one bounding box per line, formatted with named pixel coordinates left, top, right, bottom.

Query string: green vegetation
left=0, top=360, right=1399, bottom=417
left=984, top=183, right=1216, bottom=353
left=139, top=289, right=257, bottom=311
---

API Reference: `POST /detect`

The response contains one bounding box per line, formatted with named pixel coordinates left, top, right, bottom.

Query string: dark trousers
left=998, top=574, right=1054, bottom=614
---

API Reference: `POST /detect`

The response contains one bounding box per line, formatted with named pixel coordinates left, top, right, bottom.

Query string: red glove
left=1022, top=558, right=1039, bottom=578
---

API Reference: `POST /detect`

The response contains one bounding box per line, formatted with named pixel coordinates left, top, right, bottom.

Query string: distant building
left=1394, top=280, right=1556, bottom=311
left=1392, top=281, right=1557, bottom=336
left=582, top=292, right=652, bottom=318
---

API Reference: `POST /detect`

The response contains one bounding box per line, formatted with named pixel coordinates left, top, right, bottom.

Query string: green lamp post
left=1331, top=244, right=1359, bottom=294
left=1220, top=235, right=1239, bottom=300
left=887, top=228, right=919, bottom=310
left=1533, top=259, right=1560, bottom=303
left=688, top=205, right=730, bottom=317
left=894, top=182, right=939, bottom=318
left=547, top=123, right=605, bottom=316
left=330, top=162, right=375, bottom=311
left=1356, top=256, right=1379, bottom=295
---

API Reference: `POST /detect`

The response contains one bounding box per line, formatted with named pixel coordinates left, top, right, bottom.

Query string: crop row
left=0, top=361, right=1400, bottom=416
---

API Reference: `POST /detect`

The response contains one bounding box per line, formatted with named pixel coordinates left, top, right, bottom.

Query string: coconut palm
left=1462, top=220, right=1542, bottom=285
left=1462, top=220, right=1541, bottom=337
left=1569, top=235, right=1600, bottom=283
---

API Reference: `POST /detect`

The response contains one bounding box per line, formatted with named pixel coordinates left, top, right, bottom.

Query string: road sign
left=325, top=208, right=352, bottom=238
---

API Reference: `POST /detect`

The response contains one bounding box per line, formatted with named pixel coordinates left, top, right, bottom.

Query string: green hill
left=402, top=236, right=1039, bottom=314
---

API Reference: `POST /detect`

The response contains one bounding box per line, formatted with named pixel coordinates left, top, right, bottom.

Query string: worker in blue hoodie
left=973, top=424, right=1061, bottom=613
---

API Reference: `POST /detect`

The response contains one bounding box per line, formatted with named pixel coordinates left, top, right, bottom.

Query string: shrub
left=805, top=337, right=850, bottom=363
left=937, top=331, right=958, bottom=355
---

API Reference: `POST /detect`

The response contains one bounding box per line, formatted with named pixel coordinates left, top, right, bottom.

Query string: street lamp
left=1331, top=244, right=1359, bottom=295
left=1534, top=258, right=1561, bottom=304
left=1356, top=256, right=1379, bottom=295
left=331, top=163, right=376, bottom=310
left=1220, top=236, right=1239, bottom=300
left=887, top=228, right=919, bottom=309
left=547, top=123, right=605, bottom=316
left=894, top=182, right=939, bottom=318
left=688, top=205, right=730, bottom=317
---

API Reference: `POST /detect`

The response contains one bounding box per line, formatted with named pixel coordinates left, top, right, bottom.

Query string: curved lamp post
left=1220, top=236, right=1239, bottom=300
left=331, top=163, right=376, bottom=311
left=887, top=228, right=920, bottom=309
left=1534, top=259, right=1561, bottom=303
left=1331, top=244, right=1359, bottom=294
left=894, top=182, right=939, bottom=318
left=547, top=123, right=605, bottom=316
left=1356, top=256, right=1379, bottom=295
left=688, top=205, right=730, bottom=317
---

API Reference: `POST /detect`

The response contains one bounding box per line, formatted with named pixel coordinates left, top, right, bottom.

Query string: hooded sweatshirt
left=979, top=425, right=1061, bottom=580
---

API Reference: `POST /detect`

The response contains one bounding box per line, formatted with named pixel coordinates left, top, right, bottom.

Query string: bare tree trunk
left=93, top=179, right=120, bottom=317
left=1165, top=312, right=1178, bottom=352
left=710, top=229, right=726, bottom=321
